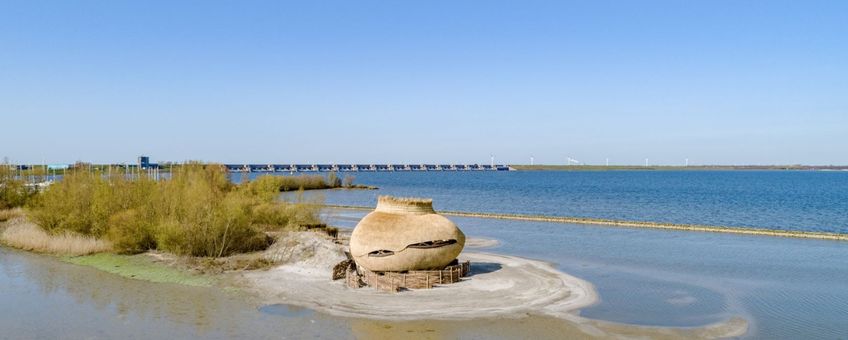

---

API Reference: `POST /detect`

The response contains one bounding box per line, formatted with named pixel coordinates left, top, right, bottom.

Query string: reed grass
left=0, top=208, right=23, bottom=222
left=0, top=217, right=112, bottom=255
left=249, top=174, right=341, bottom=192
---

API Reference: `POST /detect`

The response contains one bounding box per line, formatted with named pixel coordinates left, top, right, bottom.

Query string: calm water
left=274, top=170, right=848, bottom=233
left=307, top=170, right=848, bottom=338
left=325, top=209, right=848, bottom=339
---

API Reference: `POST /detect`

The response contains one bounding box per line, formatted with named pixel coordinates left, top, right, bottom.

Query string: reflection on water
left=0, top=247, right=348, bottom=339
left=258, top=304, right=314, bottom=318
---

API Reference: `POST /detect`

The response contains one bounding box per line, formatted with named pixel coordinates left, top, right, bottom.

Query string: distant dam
left=223, top=164, right=512, bottom=172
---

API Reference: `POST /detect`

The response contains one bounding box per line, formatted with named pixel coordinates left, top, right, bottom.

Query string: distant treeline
left=247, top=172, right=358, bottom=192
left=0, top=166, right=37, bottom=211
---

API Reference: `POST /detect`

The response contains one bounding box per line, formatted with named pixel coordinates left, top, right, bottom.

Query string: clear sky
left=1, top=1, right=845, bottom=165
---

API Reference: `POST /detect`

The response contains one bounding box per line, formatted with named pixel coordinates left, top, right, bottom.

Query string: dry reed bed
left=326, top=205, right=848, bottom=241
left=0, top=208, right=23, bottom=222
left=0, top=217, right=112, bottom=255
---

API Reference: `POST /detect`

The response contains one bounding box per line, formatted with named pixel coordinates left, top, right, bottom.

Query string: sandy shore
left=234, top=233, right=748, bottom=338
left=241, top=250, right=597, bottom=320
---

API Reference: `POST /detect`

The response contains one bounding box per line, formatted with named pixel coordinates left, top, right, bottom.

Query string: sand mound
left=263, top=232, right=347, bottom=278
left=242, top=242, right=597, bottom=320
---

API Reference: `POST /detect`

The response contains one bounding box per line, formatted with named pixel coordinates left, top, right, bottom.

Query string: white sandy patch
left=240, top=248, right=598, bottom=320
left=235, top=232, right=748, bottom=338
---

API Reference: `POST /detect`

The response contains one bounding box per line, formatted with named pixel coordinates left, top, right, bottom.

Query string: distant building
left=137, top=155, right=159, bottom=169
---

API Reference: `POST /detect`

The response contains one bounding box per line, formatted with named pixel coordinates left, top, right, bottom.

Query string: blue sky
left=1, top=1, right=845, bottom=165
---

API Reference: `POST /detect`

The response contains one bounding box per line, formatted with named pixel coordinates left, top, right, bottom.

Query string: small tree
left=327, top=172, right=341, bottom=188
left=342, top=175, right=355, bottom=188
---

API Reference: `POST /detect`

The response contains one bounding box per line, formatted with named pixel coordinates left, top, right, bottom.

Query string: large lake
left=299, top=170, right=848, bottom=338
left=270, top=170, right=848, bottom=233
left=1, top=171, right=845, bottom=339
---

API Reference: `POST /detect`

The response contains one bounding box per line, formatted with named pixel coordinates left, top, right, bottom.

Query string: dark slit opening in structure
left=367, top=249, right=395, bottom=257
left=406, top=239, right=458, bottom=249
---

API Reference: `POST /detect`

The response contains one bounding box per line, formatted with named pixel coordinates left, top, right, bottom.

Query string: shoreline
left=240, top=251, right=599, bottom=321
left=234, top=234, right=749, bottom=338
left=1, top=242, right=750, bottom=339
left=0, top=212, right=752, bottom=338
left=326, top=204, right=848, bottom=241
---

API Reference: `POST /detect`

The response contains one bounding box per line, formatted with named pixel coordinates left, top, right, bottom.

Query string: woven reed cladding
left=350, top=196, right=465, bottom=272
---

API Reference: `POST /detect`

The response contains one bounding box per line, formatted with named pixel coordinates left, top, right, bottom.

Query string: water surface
left=276, top=171, right=848, bottom=233
left=323, top=209, right=848, bottom=339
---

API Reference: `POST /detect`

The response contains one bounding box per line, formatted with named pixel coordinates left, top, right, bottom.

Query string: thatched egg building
left=349, top=196, right=466, bottom=272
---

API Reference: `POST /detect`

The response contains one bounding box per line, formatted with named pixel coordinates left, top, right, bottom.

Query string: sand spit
left=232, top=233, right=748, bottom=339
left=236, top=232, right=748, bottom=338
left=241, top=250, right=597, bottom=320
left=327, top=205, right=848, bottom=241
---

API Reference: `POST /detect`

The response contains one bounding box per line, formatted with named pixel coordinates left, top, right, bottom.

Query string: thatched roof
left=375, top=196, right=435, bottom=214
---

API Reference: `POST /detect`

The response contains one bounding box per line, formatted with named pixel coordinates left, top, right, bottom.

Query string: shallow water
left=0, top=247, right=350, bottom=339
left=0, top=246, right=677, bottom=339
left=271, top=170, right=848, bottom=233
left=325, top=209, right=848, bottom=339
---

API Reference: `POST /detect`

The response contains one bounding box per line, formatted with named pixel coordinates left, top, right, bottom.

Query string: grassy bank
left=326, top=205, right=848, bottom=242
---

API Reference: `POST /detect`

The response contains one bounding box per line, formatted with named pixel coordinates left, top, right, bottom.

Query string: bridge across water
left=224, top=164, right=512, bottom=172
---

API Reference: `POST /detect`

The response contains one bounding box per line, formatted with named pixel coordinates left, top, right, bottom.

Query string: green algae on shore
left=63, top=253, right=213, bottom=287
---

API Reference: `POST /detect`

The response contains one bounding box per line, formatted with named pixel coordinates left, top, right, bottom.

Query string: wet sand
left=237, top=234, right=748, bottom=338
